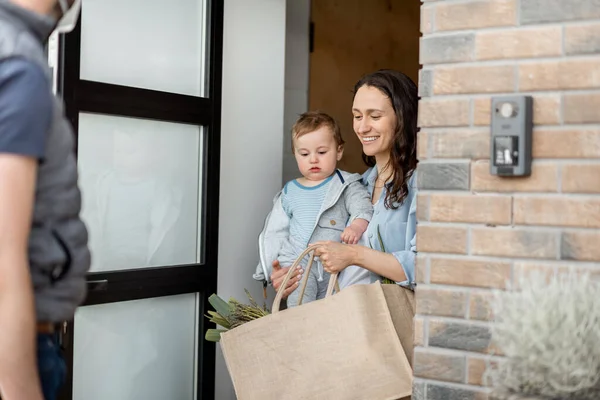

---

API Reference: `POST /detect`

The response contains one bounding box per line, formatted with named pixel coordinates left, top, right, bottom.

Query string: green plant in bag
left=205, top=289, right=270, bottom=342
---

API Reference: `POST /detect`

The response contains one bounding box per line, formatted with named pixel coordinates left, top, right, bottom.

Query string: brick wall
left=415, top=0, right=600, bottom=399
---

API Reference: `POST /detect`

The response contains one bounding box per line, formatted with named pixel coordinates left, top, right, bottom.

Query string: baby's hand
left=341, top=225, right=362, bottom=245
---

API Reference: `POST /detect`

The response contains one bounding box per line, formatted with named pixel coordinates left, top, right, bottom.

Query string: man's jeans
left=37, top=334, right=66, bottom=400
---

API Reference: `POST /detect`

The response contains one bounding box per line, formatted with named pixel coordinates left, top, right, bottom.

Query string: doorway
left=55, top=1, right=223, bottom=399
left=309, top=0, right=421, bottom=173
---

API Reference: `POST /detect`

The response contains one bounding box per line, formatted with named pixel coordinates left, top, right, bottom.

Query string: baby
left=254, top=111, right=373, bottom=307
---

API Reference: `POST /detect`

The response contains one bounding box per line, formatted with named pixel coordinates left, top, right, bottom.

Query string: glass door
left=54, top=1, right=223, bottom=399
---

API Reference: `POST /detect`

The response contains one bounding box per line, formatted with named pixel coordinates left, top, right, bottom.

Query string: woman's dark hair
left=353, top=69, right=419, bottom=209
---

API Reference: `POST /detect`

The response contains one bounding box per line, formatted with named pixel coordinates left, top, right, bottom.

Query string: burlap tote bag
left=220, top=245, right=415, bottom=400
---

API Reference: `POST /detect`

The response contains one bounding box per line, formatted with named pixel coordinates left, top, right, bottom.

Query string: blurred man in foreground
left=0, top=1, right=90, bottom=399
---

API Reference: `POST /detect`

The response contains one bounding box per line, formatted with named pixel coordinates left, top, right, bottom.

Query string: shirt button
left=368, top=233, right=373, bottom=238
left=375, top=210, right=380, bottom=215
left=330, top=220, right=336, bottom=226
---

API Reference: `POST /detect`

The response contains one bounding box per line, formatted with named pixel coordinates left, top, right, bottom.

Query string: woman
left=271, top=69, right=418, bottom=296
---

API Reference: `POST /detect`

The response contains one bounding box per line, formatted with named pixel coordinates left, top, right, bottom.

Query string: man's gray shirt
left=0, top=0, right=91, bottom=322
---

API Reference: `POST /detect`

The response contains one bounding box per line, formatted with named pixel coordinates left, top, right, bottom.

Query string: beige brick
left=520, top=62, right=559, bottom=91
left=417, top=225, right=468, bottom=254
left=414, top=317, right=425, bottom=347
left=476, top=27, right=561, bottom=60
left=430, top=129, right=489, bottom=159
left=514, top=197, right=600, bottom=228
left=429, top=194, right=511, bottom=225
left=468, top=357, right=495, bottom=386
left=470, top=291, right=494, bottom=321
left=514, top=262, right=558, bottom=286
left=471, top=161, right=558, bottom=192
left=562, top=164, right=600, bottom=194
left=436, top=0, right=516, bottom=32
left=473, top=98, right=492, bottom=126
left=561, top=231, right=600, bottom=262
left=565, top=23, right=600, bottom=55
left=416, top=253, right=428, bottom=284
left=564, top=93, right=600, bottom=124
left=532, top=96, right=561, bottom=125
left=417, top=286, right=468, bottom=318
left=414, top=350, right=466, bottom=383
left=434, top=65, right=515, bottom=95
left=418, top=99, right=470, bottom=127
left=421, top=5, right=434, bottom=34
left=417, top=131, right=429, bottom=159
left=430, top=257, right=511, bottom=289
left=417, top=194, right=429, bottom=221
left=474, top=95, right=560, bottom=126
left=471, top=227, right=558, bottom=259
left=519, top=59, right=600, bottom=91
left=533, top=129, right=600, bottom=159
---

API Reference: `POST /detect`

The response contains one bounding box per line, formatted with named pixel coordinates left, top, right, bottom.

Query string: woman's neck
left=375, top=153, right=392, bottom=183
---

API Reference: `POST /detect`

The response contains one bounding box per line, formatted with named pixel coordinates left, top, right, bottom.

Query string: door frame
left=56, top=1, right=223, bottom=399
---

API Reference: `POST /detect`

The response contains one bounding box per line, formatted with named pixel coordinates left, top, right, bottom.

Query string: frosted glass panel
left=80, top=0, right=207, bottom=96
left=73, top=294, right=198, bottom=400
left=78, top=113, right=202, bottom=272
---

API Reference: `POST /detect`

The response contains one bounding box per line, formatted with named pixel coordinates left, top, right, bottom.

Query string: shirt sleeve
left=393, top=236, right=416, bottom=289
left=0, top=58, right=53, bottom=159
left=393, top=180, right=418, bottom=289
left=281, top=182, right=292, bottom=218
left=343, top=181, right=374, bottom=222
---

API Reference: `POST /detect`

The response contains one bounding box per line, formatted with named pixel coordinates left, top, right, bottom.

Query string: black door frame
left=56, top=1, right=223, bottom=399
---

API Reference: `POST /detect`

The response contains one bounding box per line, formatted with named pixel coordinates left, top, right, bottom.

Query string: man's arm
left=0, top=58, right=53, bottom=400
left=0, top=154, right=43, bottom=400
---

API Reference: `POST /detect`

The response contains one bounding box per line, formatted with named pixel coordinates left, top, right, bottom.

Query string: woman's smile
left=361, top=136, right=380, bottom=143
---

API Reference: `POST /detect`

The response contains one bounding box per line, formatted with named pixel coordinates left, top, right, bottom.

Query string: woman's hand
left=270, top=260, right=302, bottom=299
left=314, top=241, right=358, bottom=274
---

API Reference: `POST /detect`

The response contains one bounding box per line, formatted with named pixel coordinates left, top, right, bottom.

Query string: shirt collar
left=364, top=166, right=395, bottom=200
left=363, top=167, right=378, bottom=197
left=364, top=167, right=378, bottom=187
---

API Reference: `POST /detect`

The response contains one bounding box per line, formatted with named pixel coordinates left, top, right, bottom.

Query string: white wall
left=216, top=1, right=286, bottom=398
left=282, top=0, right=311, bottom=184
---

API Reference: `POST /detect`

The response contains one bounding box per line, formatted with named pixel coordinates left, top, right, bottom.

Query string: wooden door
left=309, top=0, right=421, bottom=173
